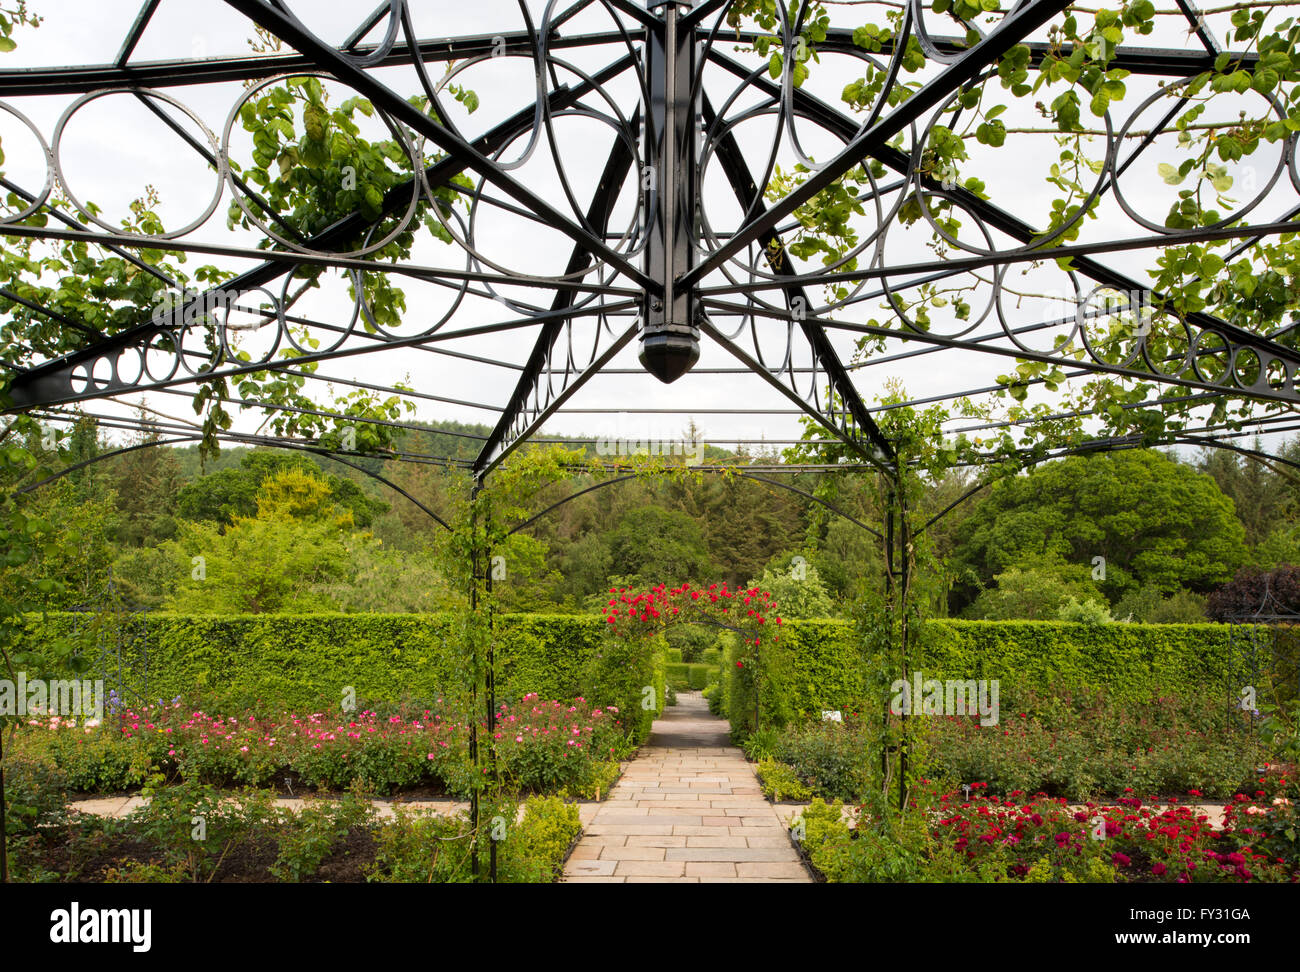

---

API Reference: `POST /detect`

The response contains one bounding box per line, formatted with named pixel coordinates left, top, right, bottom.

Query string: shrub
left=665, top=663, right=689, bottom=689
left=687, top=664, right=711, bottom=690
left=499, top=796, right=582, bottom=883
left=3, top=757, right=69, bottom=835
left=664, top=624, right=716, bottom=663
left=740, top=726, right=783, bottom=762
left=794, top=786, right=1297, bottom=883
left=270, top=796, right=375, bottom=882
left=495, top=695, right=626, bottom=794
left=366, top=796, right=580, bottom=883
left=1056, top=597, right=1112, bottom=624
left=366, top=807, right=479, bottom=882
left=755, top=760, right=813, bottom=801
left=923, top=684, right=1264, bottom=800
left=48, top=730, right=154, bottom=792
left=774, top=721, right=871, bottom=802
left=128, top=782, right=280, bottom=883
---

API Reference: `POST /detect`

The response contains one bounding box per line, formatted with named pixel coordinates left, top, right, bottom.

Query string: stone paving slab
left=66, top=794, right=613, bottom=828
left=562, top=692, right=810, bottom=884
left=772, top=801, right=1232, bottom=830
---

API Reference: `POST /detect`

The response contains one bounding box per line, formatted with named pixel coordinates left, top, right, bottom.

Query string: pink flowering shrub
left=30, top=694, right=623, bottom=798
left=493, top=694, right=625, bottom=792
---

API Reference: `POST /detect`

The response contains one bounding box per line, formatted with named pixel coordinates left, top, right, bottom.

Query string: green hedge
left=918, top=621, right=1248, bottom=703
left=21, top=613, right=665, bottom=742
left=722, top=619, right=1262, bottom=728
left=23, top=613, right=1260, bottom=738
left=687, top=664, right=711, bottom=691
left=665, top=663, right=713, bottom=692
left=665, top=663, right=689, bottom=689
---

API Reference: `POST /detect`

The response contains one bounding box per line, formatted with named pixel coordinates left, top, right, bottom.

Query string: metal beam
left=720, top=28, right=1254, bottom=76
left=702, top=95, right=894, bottom=465
left=222, top=0, right=653, bottom=291
left=0, top=30, right=641, bottom=96
left=679, top=0, right=1076, bottom=288
left=473, top=118, right=639, bottom=476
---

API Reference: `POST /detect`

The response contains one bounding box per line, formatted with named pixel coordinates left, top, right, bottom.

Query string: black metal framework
left=1220, top=578, right=1300, bottom=732
left=0, top=0, right=1295, bottom=479
left=3, top=0, right=1300, bottom=875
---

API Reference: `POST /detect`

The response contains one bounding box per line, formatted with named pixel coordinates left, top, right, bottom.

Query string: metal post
left=468, top=484, right=480, bottom=880
left=485, top=503, right=497, bottom=884
left=897, top=462, right=910, bottom=812
left=1, top=724, right=8, bottom=883
left=640, top=0, right=698, bottom=383
left=882, top=474, right=895, bottom=794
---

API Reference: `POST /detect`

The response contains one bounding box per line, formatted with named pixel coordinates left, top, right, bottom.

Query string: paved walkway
left=562, top=692, right=811, bottom=883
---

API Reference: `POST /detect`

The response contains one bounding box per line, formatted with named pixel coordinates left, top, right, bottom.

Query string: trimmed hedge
left=721, top=619, right=1265, bottom=727
left=22, top=613, right=665, bottom=742
left=23, top=613, right=1261, bottom=736
left=665, top=663, right=714, bottom=691
left=687, top=664, right=711, bottom=691
left=665, top=663, right=689, bottom=689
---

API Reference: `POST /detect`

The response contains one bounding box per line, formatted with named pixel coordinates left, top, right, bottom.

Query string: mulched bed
left=19, top=822, right=380, bottom=883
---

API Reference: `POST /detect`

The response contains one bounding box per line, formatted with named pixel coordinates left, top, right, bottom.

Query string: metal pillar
left=896, top=465, right=911, bottom=812
left=882, top=467, right=911, bottom=810
left=640, top=0, right=698, bottom=383
left=469, top=485, right=480, bottom=880
left=485, top=501, right=497, bottom=884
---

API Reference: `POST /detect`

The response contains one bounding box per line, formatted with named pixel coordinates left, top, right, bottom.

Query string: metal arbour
left=1, top=0, right=1296, bottom=483
left=2, top=0, right=1300, bottom=872
left=1218, top=575, right=1300, bottom=733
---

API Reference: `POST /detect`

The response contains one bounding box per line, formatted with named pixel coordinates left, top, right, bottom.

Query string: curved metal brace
left=914, top=431, right=1300, bottom=538
left=12, top=433, right=453, bottom=530
left=506, top=466, right=883, bottom=539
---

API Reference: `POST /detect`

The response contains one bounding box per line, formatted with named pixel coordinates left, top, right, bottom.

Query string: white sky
left=2, top=1, right=1297, bottom=460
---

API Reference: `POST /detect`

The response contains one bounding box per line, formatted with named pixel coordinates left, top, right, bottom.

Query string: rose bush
left=798, top=782, right=1299, bottom=883
left=18, top=693, right=624, bottom=798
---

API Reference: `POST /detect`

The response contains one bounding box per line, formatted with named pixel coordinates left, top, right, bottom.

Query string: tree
left=105, top=420, right=182, bottom=548
left=1207, top=565, right=1300, bottom=621
left=0, top=477, right=120, bottom=610
left=307, top=539, right=455, bottom=614
left=1197, top=442, right=1292, bottom=547
left=176, top=451, right=387, bottom=528
left=603, top=506, right=717, bottom=589
left=164, top=470, right=360, bottom=614
left=746, top=562, right=835, bottom=619
left=1112, top=584, right=1207, bottom=623
left=963, top=557, right=1106, bottom=620
left=950, top=450, right=1247, bottom=612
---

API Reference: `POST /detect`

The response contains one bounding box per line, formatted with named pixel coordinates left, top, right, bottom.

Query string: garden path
left=561, top=691, right=813, bottom=883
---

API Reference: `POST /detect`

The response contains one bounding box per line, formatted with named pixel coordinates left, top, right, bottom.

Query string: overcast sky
left=2, top=1, right=1296, bottom=460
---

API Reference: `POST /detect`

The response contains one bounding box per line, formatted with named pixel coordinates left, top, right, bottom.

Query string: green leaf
left=303, top=102, right=328, bottom=142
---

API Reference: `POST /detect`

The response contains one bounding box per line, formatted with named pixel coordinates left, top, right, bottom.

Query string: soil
left=21, top=822, right=381, bottom=883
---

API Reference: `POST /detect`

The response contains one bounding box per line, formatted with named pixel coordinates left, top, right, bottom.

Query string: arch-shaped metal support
left=13, top=432, right=453, bottom=531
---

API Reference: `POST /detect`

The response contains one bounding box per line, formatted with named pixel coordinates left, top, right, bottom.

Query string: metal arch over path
left=0, top=0, right=1296, bottom=486
left=3, top=0, right=1300, bottom=881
